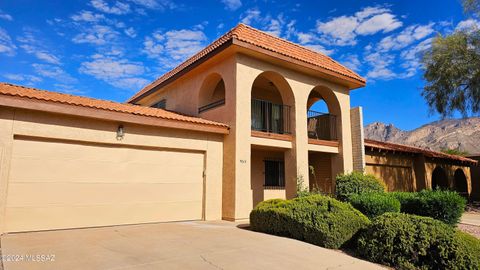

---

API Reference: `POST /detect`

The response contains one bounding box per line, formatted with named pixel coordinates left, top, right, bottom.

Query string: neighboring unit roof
left=0, top=82, right=229, bottom=133
left=128, top=23, right=366, bottom=103
left=365, top=139, right=477, bottom=164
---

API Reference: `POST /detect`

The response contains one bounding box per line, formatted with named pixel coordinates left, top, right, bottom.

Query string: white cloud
left=0, top=9, right=13, bottom=21
left=3, top=73, right=42, bottom=83
left=124, top=27, right=136, bottom=38
left=79, top=54, right=149, bottom=90
left=240, top=8, right=261, bottom=25
left=316, top=6, right=402, bottom=46
left=296, top=32, right=334, bottom=55
left=340, top=54, right=361, bottom=72
left=222, top=0, right=242, bottom=11
left=365, top=52, right=396, bottom=80
left=356, top=13, right=403, bottom=35
left=90, top=0, right=131, bottom=15
left=399, top=38, right=433, bottom=78
left=32, top=64, right=78, bottom=84
left=72, top=25, right=119, bottom=45
left=316, top=16, right=359, bottom=46
left=240, top=9, right=296, bottom=38
left=128, top=0, right=176, bottom=10
left=377, top=23, right=434, bottom=51
left=0, top=27, right=16, bottom=56
left=17, top=30, right=61, bottom=64
left=143, top=28, right=207, bottom=68
left=71, top=10, right=105, bottom=22
left=456, top=19, right=480, bottom=32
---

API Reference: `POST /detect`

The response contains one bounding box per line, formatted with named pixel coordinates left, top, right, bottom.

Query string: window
left=264, top=159, right=285, bottom=188
left=151, top=99, right=166, bottom=109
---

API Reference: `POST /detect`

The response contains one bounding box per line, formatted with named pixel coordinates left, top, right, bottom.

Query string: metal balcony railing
left=251, top=99, right=291, bottom=134
left=198, top=99, right=225, bottom=113
left=307, top=110, right=337, bottom=140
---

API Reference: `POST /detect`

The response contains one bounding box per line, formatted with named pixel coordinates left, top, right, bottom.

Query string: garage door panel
left=5, top=201, right=202, bottom=232
left=12, top=140, right=203, bottom=166
left=6, top=138, right=205, bottom=232
left=6, top=182, right=203, bottom=207
left=10, top=158, right=203, bottom=183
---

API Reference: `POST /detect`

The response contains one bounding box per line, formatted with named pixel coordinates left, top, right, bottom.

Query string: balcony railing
left=252, top=99, right=291, bottom=134
left=307, top=110, right=337, bottom=140
left=198, top=99, right=225, bottom=113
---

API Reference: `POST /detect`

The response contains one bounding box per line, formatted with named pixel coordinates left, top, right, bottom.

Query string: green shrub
left=456, top=231, right=480, bottom=265
left=349, top=193, right=400, bottom=219
left=250, top=195, right=370, bottom=249
left=356, top=213, right=479, bottom=270
left=335, top=172, right=386, bottom=201
left=390, top=190, right=466, bottom=225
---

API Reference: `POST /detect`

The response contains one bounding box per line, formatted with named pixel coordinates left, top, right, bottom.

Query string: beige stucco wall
left=365, top=152, right=416, bottom=192
left=251, top=148, right=286, bottom=207
left=0, top=107, right=224, bottom=233
left=424, top=160, right=471, bottom=194
left=365, top=150, right=472, bottom=195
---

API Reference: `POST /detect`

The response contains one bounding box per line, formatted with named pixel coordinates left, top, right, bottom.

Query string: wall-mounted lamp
left=116, top=125, right=125, bottom=140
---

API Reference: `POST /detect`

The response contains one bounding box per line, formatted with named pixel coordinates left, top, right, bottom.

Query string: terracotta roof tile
left=128, top=23, right=366, bottom=102
left=365, top=139, right=477, bottom=164
left=0, top=82, right=229, bottom=129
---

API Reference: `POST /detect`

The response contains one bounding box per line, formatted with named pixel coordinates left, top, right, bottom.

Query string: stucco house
left=364, top=139, right=476, bottom=198
left=0, top=24, right=367, bottom=232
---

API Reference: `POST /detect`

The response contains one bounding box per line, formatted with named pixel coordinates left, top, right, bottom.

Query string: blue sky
left=0, top=0, right=477, bottom=130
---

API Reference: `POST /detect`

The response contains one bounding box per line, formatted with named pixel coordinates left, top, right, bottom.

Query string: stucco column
left=233, top=56, right=255, bottom=219
left=288, top=82, right=310, bottom=197
left=333, top=89, right=353, bottom=175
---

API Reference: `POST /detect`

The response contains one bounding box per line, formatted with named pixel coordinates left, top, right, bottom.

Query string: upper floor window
left=151, top=99, right=167, bottom=109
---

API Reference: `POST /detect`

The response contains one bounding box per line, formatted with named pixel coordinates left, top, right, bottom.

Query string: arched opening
left=198, top=73, right=225, bottom=113
left=306, top=86, right=341, bottom=141
left=251, top=72, right=294, bottom=134
left=454, top=169, right=468, bottom=196
left=432, top=167, right=449, bottom=190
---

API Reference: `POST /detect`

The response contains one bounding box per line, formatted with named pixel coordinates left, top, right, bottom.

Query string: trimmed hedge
left=349, top=193, right=400, bottom=219
left=335, top=172, right=385, bottom=201
left=250, top=195, right=370, bottom=249
left=356, top=213, right=480, bottom=270
left=389, top=190, right=466, bottom=225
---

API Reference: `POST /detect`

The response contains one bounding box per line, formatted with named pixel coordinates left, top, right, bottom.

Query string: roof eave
left=0, top=94, right=230, bottom=135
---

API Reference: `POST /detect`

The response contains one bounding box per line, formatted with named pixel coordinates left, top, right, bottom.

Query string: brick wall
left=350, top=107, right=365, bottom=172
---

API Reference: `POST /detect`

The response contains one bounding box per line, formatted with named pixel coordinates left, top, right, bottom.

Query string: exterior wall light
left=116, top=125, right=125, bottom=140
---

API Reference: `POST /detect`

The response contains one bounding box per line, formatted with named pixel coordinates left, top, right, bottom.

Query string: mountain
left=364, top=118, right=480, bottom=155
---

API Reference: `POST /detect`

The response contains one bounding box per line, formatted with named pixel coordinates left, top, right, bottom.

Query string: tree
left=463, top=0, right=480, bottom=15
left=440, top=148, right=469, bottom=157
left=421, top=1, right=480, bottom=117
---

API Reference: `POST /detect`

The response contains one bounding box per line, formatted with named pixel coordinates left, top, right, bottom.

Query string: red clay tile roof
left=0, top=82, right=229, bottom=130
left=365, top=139, right=477, bottom=164
left=128, top=23, right=366, bottom=103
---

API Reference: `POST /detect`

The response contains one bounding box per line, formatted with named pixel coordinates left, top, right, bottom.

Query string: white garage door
left=5, top=137, right=205, bottom=232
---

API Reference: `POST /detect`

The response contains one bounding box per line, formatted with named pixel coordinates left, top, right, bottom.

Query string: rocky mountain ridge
left=364, top=118, right=480, bottom=155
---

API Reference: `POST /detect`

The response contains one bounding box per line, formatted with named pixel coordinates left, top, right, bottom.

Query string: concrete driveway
left=0, top=221, right=384, bottom=270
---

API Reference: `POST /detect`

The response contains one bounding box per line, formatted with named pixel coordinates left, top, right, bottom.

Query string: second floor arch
left=251, top=71, right=295, bottom=135
left=306, top=85, right=342, bottom=141
left=198, top=73, right=226, bottom=114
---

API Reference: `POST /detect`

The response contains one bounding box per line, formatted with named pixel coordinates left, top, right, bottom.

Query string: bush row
left=249, top=195, right=370, bottom=249
left=390, top=190, right=466, bottom=225
left=357, top=212, right=480, bottom=270
left=335, top=172, right=466, bottom=225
